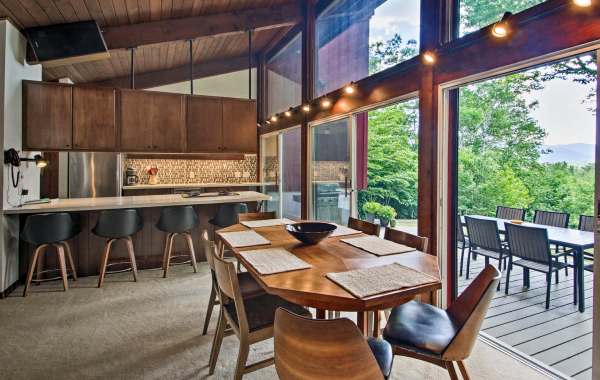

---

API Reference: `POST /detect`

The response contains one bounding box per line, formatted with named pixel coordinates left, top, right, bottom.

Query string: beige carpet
left=0, top=264, right=550, bottom=380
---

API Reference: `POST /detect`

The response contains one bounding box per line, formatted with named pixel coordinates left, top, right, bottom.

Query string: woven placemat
left=341, top=235, right=416, bottom=256
left=240, top=248, right=312, bottom=275
left=327, top=263, right=438, bottom=299
left=241, top=218, right=295, bottom=228
left=329, top=224, right=362, bottom=237
left=219, top=230, right=270, bottom=248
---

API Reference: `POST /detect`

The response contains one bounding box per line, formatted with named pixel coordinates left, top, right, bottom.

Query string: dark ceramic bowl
left=285, top=222, right=337, bottom=245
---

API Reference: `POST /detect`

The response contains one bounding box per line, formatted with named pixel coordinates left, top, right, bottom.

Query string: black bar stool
left=92, top=209, right=143, bottom=288
left=156, top=206, right=199, bottom=278
left=209, top=203, right=248, bottom=229
left=21, top=213, right=79, bottom=297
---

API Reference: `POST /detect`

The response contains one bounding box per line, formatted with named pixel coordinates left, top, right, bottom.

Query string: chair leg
left=23, top=244, right=47, bottom=297
left=125, top=237, right=138, bottom=282
left=62, top=242, right=78, bottom=281
left=163, top=233, right=175, bottom=278
left=98, top=239, right=114, bottom=288
left=459, top=245, right=465, bottom=277
left=504, top=262, right=511, bottom=295
left=233, top=337, right=250, bottom=380
left=202, top=285, right=217, bottom=335
left=564, top=254, right=569, bottom=276
left=445, top=361, right=459, bottom=380
left=457, top=361, right=470, bottom=380
left=35, top=249, right=44, bottom=284
left=555, top=267, right=559, bottom=284
left=465, top=248, right=472, bottom=280
left=209, top=309, right=226, bottom=375
left=545, top=272, right=551, bottom=309
left=184, top=233, right=198, bottom=273
left=55, top=244, right=69, bottom=292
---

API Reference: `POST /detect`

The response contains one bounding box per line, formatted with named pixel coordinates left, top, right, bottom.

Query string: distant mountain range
left=539, top=143, right=595, bottom=165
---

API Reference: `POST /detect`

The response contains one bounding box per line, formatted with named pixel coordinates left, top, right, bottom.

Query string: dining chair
left=383, top=228, right=429, bottom=253
left=200, top=231, right=264, bottom=336
left=457, top=214, right=470, bottom=277
left=504, top=223, right=574, bottom=309
left=533, top=209, right=569, bottom=228
left=348, top=217, right=381, bottom=236
left=238, top=211, right=277, bottom=222
left=208, top=248, right=311, bottom=379
left=274, top=308, right=393, bottom=380
left=496, top=206, right=525, bottom=221
left=464, top=216, right=506, bottom=281
left=579, top=215, right=595, bottom=232
left=383, top=265, right=500, bottom=380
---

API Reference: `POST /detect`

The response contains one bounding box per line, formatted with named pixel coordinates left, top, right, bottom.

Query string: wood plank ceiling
left=0, top=0, right=295, bottom=86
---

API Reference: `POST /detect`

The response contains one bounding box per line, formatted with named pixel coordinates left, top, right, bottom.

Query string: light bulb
left=422, top=51, right=436, bottom=64
left=302, top=104, right=311, bottom=112
left=321, top=98, right=331, bottom=108
left=574, top=0, right=592, bottom=7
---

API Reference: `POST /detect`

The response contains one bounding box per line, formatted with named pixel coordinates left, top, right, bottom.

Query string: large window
left=266, top=33, right=302, bottom=115
left=315, top=0, right=420, bottom=96
left=459, top=0, right=546, bottom=36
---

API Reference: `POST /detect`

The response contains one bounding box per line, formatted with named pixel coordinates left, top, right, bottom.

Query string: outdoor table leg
left=576, top=248, right=585, bottom=312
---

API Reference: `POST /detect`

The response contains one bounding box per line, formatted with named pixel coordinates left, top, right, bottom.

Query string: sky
left=368, top=0, right=596, bottom=147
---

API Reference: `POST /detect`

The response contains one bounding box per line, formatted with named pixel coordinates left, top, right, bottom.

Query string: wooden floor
left=457, top=254, right=594, bottom=380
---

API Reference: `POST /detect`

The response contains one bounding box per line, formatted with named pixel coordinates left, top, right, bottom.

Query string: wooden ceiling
left=0, top=0, right=298, bottom=87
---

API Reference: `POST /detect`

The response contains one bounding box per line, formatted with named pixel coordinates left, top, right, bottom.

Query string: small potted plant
left=362, top=201, right=382, bottom=222
left=376, top=205, right=397, bottom=228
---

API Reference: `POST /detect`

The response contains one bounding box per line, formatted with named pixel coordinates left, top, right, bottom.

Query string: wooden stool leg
left=62, top=242, right=78, bottom=281
left=161, top=233, right=170, bottom=272
left=98, top=239, right=114, bottom=288
left=185, top=232, right=198, bottom=273
left=457, top=361, right=470, bottom=380
left=35, top=250, right=44, bottom=284
left=163, top=233, right=175, bottom=278
left=125, top=237, right=138, bottom=282
left=445, top=361, right=459, bottom=380
left=202, top=284, right=217, bottom=335
left=233, top=336, right=250, bottom=380
left=209, top=309, right=226, bottom=375
left=55, top=244, right=69, bottom=291
left=24, top=244, right=47, bottom=297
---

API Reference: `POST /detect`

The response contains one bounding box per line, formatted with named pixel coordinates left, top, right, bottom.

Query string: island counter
left=3, top=191, right=271, bottom=294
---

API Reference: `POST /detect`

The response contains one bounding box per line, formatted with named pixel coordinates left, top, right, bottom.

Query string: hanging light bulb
left=321, top=98, right=332, bottom=108
left=302, top=104, right=311, bottom=112
left=492, top=12, right=512, bottom=38
left=422, top=51, right=436, bottom=65
left=265, top=120, right=271, bottom=125
left=284, top=109, right=292, bottom=117
left=344, top=83, right=356, bottom=94
left=573, top=0, right=592, bottom=6
left=270, top=115, right=278, bottom=123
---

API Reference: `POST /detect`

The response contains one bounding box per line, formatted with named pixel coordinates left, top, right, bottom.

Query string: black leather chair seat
left=238, top=272, right=265, bottom=299
left=224, top=294, right=310, bottom=332
left=367, top=337, right=394, bottom=379
left=383, top=301, right=458, bottom=356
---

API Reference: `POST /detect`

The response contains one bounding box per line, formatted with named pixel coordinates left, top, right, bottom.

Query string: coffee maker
left=125, top=167, right=139, bottom=185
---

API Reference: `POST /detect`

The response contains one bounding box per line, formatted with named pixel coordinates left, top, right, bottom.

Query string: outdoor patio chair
left=457, top=214, right=470, bottom=277
left=496, top=206, right=525, bottom=221
left=534, top=209, right=571, bottom=275
left=504, top=223, right=574, bottom=309
left=578, top=215, right=595, bottom=232
left=464, top=216, right=507, bottom=285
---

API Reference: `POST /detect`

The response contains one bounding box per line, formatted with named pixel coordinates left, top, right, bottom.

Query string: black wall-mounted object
left=24, top=21, right=110, bottom=67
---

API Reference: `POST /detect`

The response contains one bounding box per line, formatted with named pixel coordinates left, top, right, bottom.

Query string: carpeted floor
left=0, top=264, right=551, bottom=380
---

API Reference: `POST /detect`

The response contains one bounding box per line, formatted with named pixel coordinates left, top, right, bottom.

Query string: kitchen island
left=3, top=191, right=270, bottom=294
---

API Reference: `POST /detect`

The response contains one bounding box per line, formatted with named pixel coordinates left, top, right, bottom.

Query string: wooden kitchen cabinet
left=23, top=81, right=72, bottom=150
left=120, top=90, right=186, bottom=152
left=187, top=96, right=223, bottom=153
left=73, top=87, right=117, bottom=150
left=222, top=98, right=257, bottom=153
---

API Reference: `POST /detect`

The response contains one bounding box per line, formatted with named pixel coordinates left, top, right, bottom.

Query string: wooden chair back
left=444, top=265, right=501, bottom=361
left=348, top=217, right=381, bottom=236
left=533, top=209, right=569, bottom=228
left=496, top=206, right=525, bottom=221
left=201, top=230, right=217, bottom=271
left=238, top=211, right=277, bottom=222
left=211, top=249, right=250, bottom=333
left=384, top=228, right=429, bottom=253
left=274, top=308, right=384, bottom=380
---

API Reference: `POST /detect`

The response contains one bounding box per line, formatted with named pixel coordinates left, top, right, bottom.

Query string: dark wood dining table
left=217, top=223, right=441, bottom=335
left=463, top=215, right=594, bottom=312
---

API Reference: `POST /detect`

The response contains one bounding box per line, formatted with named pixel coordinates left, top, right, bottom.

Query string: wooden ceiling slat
left=124, top=0, right=139, bottom=24
left=67, top=0, right=91, bottom=21
left=170, top=0, right=183, bottom=18
left=18, top=0, right=51, bottom=25
left=149, top=0, right=160, bottom=21
left=83, top=0, right=107, bottom=26
left=0, top=1, right=26, bottom=28
left=161, top=0, right=173, bottom=20
left=111, top=0, right=129, bottom=25
left=34, top=0, right=65, bottom=24
left=98, top=0, right=117, bottom=26
left=137, top=0, right=150, bottom=22
left=52, top=0, right=79, bottom=22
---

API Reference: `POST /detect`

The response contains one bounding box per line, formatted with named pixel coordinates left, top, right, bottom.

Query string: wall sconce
left=422, top=51, right=437, bottom=65
left=492, top=12, right=512, bottom=38
left=573, top=0, right=592, bottom=7
left=4, top=148, right=47, bottom=168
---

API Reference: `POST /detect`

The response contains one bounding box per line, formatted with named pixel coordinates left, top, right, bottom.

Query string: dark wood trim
left=593, top=48, right=600, bottom=379
left=102, top=3, right=303, bottom=50
left=91, top=55, right=257, bottom=89
left=447, top=88, right=459, bottom=306
left=265, top=24, right=303, bottom=61
left=125, top=153, right=246, bottom=160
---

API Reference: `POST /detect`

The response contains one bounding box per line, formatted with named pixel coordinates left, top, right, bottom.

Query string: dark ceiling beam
left=101, top=2, right=303, bottom=50
left=91, top=55, right=257, bottom=89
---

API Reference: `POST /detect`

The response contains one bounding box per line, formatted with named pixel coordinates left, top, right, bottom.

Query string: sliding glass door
left=309, top=118, right=355, bottom=224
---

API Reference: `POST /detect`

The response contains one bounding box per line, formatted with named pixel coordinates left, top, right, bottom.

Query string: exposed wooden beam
left=92, top=55, right=257, bottom=89
left=101, top=2, right=303, bottom=50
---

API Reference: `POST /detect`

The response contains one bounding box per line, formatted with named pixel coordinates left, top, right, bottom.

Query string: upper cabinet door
left=150, top=92, right=186, bottom=152
left=23, top=82, right=72, bottom=150
left=73, top=87, right=117, bottom=150
left=120, top=90, right=154, bottom=151
left=187, top=96, right=223, bottom=153
left=222, top=98, right=257, bottom=153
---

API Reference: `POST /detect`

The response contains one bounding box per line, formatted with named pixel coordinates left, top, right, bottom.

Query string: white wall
left=149, top=68, right=257, bottom=99
left=0, top=20, right=42, bottom=293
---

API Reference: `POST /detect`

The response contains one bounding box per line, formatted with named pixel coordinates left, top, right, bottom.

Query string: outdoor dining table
left=463, top=215, right=594, bottom=312
left=217, top=222, right=441, bottom=335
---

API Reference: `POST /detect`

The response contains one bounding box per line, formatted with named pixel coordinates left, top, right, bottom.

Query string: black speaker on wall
left=24, top=20, right=110, bottom=67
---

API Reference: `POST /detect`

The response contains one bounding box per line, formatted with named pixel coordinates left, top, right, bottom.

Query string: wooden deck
left=458, top=255, right=594, bottom=379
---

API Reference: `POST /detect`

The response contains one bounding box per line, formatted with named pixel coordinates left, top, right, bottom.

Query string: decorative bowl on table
left=285, top=222, right=337, bottom=245
left=510, top=220, right=523, bottom=225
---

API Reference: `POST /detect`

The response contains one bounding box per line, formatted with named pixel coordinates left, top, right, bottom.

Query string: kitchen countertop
left=3, top=191, right=271, bottom=214
left=122, top=182, right=275, bottom=190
